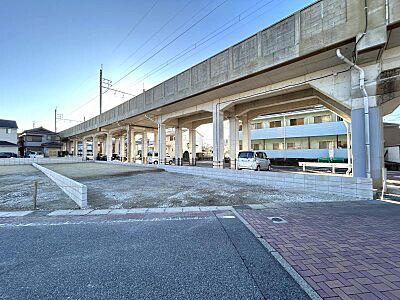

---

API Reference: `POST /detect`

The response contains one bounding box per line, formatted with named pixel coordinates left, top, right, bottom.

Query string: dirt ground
left=45, top=162, right=343, bottom=209
left=0, top=165, right=78, bottom=210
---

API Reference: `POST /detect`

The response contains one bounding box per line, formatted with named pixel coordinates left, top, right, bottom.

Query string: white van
left=238, top=151, right=271, bottom=171
left=147, top=152, right=173, bottom=165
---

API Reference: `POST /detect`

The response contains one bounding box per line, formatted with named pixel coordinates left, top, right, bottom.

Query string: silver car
left=237, top=151, right=271, bottom=171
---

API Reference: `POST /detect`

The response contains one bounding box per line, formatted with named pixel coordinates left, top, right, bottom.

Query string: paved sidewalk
left=237, top=201, right=400, bottom=300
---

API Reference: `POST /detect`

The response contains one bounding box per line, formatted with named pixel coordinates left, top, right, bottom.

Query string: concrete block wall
left=0, top=157, right=84, bottom=166
left=32, top=163, right=87, bottom=208
left=97, top=161, right=373, bottom=200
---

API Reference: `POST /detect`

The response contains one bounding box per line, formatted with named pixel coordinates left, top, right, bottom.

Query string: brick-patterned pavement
left=237, top=201, right=400, bottom=300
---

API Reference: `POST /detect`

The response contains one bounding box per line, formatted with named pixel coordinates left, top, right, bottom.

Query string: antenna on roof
left=32, top=121, right=36, bottom=129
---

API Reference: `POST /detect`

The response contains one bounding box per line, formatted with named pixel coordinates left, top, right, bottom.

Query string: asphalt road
left=0, top=213, right=309, bottom=300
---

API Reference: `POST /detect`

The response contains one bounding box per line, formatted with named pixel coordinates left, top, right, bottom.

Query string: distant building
left=239, top=108, right=349, bottom=160
left=384, top=123, right=400, bottom=165
left=165, top=128, right=204, bottom=158
left=0, top=119, right=18, bottom=155
left=18, top=127, right=62, bottom=157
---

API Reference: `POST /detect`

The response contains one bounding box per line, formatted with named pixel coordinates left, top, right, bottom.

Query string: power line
left=113, top=0, right=228, bottom=86
left=111, top=0, right=160, bottom=55
left=62, top=0, right=277, bottom=125
left=129, top=0, right=277, bottom=87
left=120, top=0, right=215, bottom=74
left=117, top=0, right=194, bottom=69
left=61, top=0, right=215, bottom=122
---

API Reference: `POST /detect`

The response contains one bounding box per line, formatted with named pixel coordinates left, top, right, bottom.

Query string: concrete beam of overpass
left=60, top=0, right=391, bottom=138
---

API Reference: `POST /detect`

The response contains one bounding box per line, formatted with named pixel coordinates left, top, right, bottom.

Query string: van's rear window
left=238, top=151, right=254, bottom=158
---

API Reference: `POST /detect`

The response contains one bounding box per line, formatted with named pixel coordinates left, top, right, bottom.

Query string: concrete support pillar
left=158, top=124, right=166, bottom=164
left=154, top=129, right=158, bottom=153
left=83, top=139, right=87, bottom=160
left=74, top=140, right=79, bottom=156
left=126, top=127, right=131, bottom=163
left=174, top=127, right=183, bottom=165
left=120, top=134, right=126, bottom=162
left=93, top=136, right=98, bottom=161
left=213, top=104, right=224, bottom=168
left=241, top=114, right=251, bottom=151
left=142, top=131, right=148, bottom=164
left=106, top=133, right=113, bottom=161
left=369, top=106, right=384, bottom=188
left=66, top=141, right=71, bottom=154
left=115, top=137, right=120, bottom=156
left=228, top=117, right=240, bottom=169
left=99, top=140, right=104, bottom=155
left=351, top=108, right=367, bottom=178
left=188, top=128, right=196, bottom=165
left=131, top=132, right=137, bottom=163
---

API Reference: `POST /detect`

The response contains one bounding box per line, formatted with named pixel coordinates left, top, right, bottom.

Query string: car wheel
left=256, top=165, right=261, bottom=171
left=154, top=160, right=158, bottom=165
left=168, top=160, right=173, bottom=165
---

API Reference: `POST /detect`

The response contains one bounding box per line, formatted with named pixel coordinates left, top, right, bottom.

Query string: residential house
left=18, top=127, right=62, bottom=157
left=0, top=119, right=18, bottom=155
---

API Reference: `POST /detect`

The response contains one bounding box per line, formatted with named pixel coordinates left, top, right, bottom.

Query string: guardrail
left=32, top=163, right=87, bottom=208
left=95, top=160, right=373, bottom=200
left=0, top=157, right=84, bottom=165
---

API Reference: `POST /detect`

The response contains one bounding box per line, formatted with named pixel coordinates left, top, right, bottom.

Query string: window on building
left=5, top=128, right=10, bottom=134
left=314, top=115, right=331, bottom=124
left=252, top=144, right=260, bottom=150
left=27, top=136, right=42, bottom=142
left=272, top=143, right=282, bottom=150
left=287, top=142, right=302, bottom=150
left=254, top=123, right=262, bottom=129
left=289, top=118, right=304, bottom=126
left=319, top=141, right=334, bottom=149
left=169, top=136, right=174, bottom=141
left=269, top=120, right=281, bottom=128
left=238, top=124, right=243, bottom=131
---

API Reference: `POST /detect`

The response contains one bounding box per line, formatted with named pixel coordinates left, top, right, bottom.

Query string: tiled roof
left=0, top=141, right=17, bottom=146
left=0, top=119, right=18, bottom=129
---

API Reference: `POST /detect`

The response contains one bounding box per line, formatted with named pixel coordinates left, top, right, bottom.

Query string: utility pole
left=100, top=64, right=103, bottom=115
left=55, top=107, right=57, bottom=133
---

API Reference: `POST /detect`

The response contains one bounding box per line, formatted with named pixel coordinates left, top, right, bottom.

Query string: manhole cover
left=268, top=217, right=287, bottom=224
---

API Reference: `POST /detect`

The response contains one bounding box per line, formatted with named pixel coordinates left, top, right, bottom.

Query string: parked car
left=237, top=150, right=271, bottom=171
left=28, top=152, right=44, bottom=158
left=111, top=153, right=121, bottom=161
left=96, top=153, right=107, bottom=161
left=147, top=152, right=173, bottom=165
left=0, top=152, right=17, bottom=158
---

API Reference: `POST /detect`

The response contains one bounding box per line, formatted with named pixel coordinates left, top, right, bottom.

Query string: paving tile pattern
left=238, top=202, right=400, bottom=300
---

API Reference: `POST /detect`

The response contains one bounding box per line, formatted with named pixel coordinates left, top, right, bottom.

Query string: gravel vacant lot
left=0, top=165, right=78, bottom=210
left=45, top=162, right=344, bottom=209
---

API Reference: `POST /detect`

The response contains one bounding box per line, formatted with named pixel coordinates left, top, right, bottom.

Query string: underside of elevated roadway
left=61, top=0, right=400, bottom=187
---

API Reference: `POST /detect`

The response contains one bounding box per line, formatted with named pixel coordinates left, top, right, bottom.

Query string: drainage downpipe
left=336, top=49, right=371, bottom=178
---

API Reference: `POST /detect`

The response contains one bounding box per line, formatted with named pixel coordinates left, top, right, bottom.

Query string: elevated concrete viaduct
left=61, top=0, right=400, bottom=188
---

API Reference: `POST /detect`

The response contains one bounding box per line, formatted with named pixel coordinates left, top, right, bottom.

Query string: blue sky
left=2, top=0, right=397, bottom=133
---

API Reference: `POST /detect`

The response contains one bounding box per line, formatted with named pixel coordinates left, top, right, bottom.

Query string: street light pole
left=100, top=64, right=103, bottom=115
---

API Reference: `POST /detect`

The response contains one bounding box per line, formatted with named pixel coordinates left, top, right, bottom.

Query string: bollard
left=32, top=181, right=38, bottom=210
